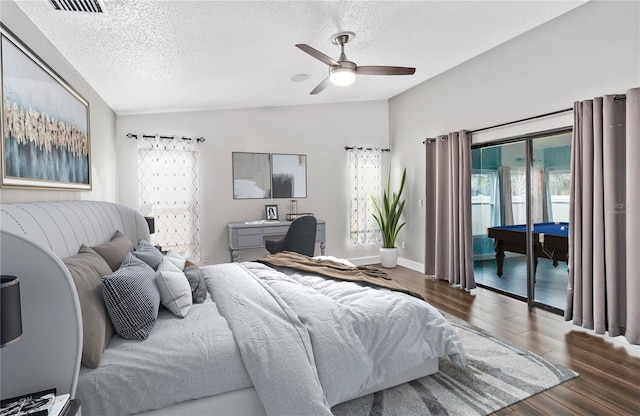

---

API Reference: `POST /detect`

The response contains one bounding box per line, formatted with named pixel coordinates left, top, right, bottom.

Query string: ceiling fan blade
left=296, top=44, right=340, bottom=67
left=310, top=77, right=331, bottom=95
left=357, top=66, right=416, bottom=76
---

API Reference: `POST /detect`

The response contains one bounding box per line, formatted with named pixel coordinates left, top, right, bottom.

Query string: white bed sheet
left=77, top=297, right=252, bottom=416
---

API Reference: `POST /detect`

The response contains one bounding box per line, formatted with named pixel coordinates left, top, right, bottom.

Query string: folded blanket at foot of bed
left=257, top=251, right=424, bottom=300
left=203, top=261, right=465, bottom=415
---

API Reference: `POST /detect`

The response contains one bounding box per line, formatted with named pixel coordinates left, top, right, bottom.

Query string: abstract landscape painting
left=1, top=27, right=90, bottom=190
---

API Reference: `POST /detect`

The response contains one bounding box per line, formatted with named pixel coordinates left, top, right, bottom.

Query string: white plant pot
left=379, top=247, right=399, bottom=268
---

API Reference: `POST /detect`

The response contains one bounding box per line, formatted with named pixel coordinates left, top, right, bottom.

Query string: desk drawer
left=237, top=228, right=261, bottom=236
left=264, top=226, right=289, bottom=235
left=237, top=234, right=263, bottom=248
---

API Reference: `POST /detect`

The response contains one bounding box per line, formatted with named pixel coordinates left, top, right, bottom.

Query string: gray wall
left=0, top=0, right=118, bottom=204
left=389, top=0, right=640, bottom=268
left=117, top=101, right=390, bottom=264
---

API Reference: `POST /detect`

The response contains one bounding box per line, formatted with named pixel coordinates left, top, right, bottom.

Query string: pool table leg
left=496, top=251, right=505, bottom=277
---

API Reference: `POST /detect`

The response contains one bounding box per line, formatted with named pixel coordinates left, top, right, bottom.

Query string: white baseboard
left=397, top=257, right=424, bottom=273
left=347, top=256, right=379, bottom=266
left=347, top=255, right=424, bottom=273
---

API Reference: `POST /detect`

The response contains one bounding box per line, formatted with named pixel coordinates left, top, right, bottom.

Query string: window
left=137, top=137, right=200, bottom=261
left=547, top=169, right=570, bottom=222
left=347, top=148, right=383, bottom=245
left=471, top=170, right=500, bottom=236
left=510, top=169, right=527, bottom=224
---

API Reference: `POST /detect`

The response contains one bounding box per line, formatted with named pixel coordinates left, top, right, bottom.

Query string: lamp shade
left=145, top=216, right=155, bottom=234
left=1, top=275, right=22, bottom=347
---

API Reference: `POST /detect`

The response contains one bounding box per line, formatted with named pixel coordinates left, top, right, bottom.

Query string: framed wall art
left=271, top=153, right=307, bottom=198
left=232, top=152, right=271, bottom=199
left=1, top=24, right=91, bottom=190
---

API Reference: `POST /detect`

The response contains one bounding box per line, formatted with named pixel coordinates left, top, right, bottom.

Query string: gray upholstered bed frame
left=0, top=200, right=149, bottom=400
left=0, top=200, right=437, bottom=415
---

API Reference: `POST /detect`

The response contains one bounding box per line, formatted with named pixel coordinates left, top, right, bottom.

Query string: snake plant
left=372, top=167, right=407, bottom=248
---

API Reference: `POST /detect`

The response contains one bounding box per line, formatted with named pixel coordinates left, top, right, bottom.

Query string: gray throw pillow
left=184, top=261, right=207, bottom=304
left=133, top=239, right=163, bottom=270
left=102, top=252, right=160, bottom=340
left=92, top=230, right=135, bottom=272
left=63, top=244, right=115, bottom=368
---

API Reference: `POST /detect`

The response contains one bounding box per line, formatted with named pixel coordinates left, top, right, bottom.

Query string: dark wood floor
left=387, top=265, right=640, bottom=416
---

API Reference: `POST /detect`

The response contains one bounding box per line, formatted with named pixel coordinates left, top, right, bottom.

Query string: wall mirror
left=271, top=153, right=307, bottom=198
left=232, top=152, right=272, bottom=199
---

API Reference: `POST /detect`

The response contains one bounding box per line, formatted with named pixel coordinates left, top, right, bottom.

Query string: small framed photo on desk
left=265, top=205, right=278, bottom=221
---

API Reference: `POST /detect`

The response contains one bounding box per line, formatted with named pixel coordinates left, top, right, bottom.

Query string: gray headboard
left=0, top=200, right=149, bottom=400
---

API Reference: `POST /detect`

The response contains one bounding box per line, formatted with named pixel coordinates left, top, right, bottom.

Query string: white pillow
left=163, top=251, right=186, bottom=270
left=156, top=255, right=192, bottom=317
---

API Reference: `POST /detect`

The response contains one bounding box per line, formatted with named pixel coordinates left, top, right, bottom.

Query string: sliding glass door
left=472, top=130, right=572, bottom=312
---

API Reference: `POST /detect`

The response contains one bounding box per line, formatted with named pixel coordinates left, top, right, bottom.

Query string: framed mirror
left=271, top=153, right=307, bottom=198
left=232, top=152, right=271, bottom=199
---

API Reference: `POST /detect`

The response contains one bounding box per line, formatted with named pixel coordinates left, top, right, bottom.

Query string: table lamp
left=1, top=275, right=22, bottom=347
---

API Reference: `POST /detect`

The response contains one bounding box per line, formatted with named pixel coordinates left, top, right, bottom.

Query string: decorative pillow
left=163, top=251, right=186, bottom=270
left=184, top=260, right=207, bottom=304
left=63, top=244, right=115, bottom=368
left=156, top=255, right=193, bottom=317
left=102, top=252, right=160, bottom=340
left=92, top=230, right=135, bottom=272
left=133, top=239, right=163, bottom=270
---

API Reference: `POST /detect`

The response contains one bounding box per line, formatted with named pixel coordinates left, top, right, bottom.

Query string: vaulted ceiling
left=15, top=1, right=586, bottom=115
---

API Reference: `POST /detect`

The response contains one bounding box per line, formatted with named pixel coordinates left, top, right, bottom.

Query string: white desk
left=227, top=219, right=326, bottom=262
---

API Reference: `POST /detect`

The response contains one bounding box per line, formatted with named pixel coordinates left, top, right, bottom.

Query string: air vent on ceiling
left=48, top=0, right=104, bottom=13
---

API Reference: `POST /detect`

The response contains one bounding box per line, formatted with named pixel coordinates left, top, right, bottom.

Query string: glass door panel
left=531, top=133, right=572, bottom=310
left=472, top=141, right=528, bottom=299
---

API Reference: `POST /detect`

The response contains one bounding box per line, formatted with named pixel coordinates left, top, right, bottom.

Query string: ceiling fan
left=295, top=31, right=416, bottom=95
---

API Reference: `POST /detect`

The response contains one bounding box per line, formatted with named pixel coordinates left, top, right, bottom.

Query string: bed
left=0, top=200, right=465, bottom=415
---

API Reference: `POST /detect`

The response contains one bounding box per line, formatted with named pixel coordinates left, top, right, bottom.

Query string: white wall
left=389, top=0, right=640, bottom=267
left=117, top=101, right=390, bottom=264
left=0, top=1, right=118, bottom=204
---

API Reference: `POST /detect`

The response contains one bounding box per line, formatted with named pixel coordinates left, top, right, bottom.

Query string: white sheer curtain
left=137, top=136, right=201, bottom=261
left=425, top=131, right=475, bottom=290
left=567, top=87, right=639, bottom=345
left=348, top=147, right=383, bottom=246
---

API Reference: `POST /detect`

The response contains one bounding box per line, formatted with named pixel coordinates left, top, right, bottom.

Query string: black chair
left=265, top=216, right=317, bottom=257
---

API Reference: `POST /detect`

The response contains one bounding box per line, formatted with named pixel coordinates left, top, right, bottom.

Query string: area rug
left=332, top=313, right=578, bottom=416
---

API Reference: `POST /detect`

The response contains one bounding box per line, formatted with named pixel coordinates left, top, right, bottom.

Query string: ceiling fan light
left=330, top=67, right=356, bottom=86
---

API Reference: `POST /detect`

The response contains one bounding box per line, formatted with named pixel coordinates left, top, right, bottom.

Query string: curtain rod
left=471, top=107, right=573, bottom=134
left=126, top=132, right=205, bottom=143
left=421, top=94, right=628, bottom=144
left=344, top=146, right=390, bottom=152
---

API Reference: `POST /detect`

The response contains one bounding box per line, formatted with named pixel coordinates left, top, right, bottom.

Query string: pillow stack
left=64, top=230, right=208, bottom=368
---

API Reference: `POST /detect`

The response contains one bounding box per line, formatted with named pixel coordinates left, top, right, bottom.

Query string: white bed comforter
left=203, top=262, right=466, bottom=415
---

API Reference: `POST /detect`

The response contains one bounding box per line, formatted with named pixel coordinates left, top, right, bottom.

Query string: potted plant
left=372, top=167, right=406, bottom=268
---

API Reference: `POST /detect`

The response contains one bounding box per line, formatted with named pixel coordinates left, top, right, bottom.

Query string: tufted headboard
left=0, top=200, right=149, bottom=400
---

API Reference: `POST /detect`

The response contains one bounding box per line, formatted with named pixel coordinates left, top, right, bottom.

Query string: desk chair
left=265, top=216, right=317, bottom=257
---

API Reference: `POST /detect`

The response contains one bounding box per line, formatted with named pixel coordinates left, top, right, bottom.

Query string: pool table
left=487, top=222, right=569, bottom=277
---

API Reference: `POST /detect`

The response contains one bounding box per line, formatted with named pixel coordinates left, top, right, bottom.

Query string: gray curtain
left=425, top=130, right=475, bottom=290
left=499, top=166, right=514, bottom=225
left=532, top=167, right=549, bottom=223
left=567, top=87, right=639, bottom=345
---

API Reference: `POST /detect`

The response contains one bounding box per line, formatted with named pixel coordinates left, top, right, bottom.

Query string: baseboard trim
left=397, top=257, right=424, bottom=273
left=347, top=255, right=425, bottom=273
left=347, top=256, right=379, bottom=266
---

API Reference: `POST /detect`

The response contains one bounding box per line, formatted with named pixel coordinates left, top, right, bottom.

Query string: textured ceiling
left=15, top=0, right=586, bottom=115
